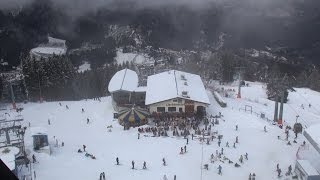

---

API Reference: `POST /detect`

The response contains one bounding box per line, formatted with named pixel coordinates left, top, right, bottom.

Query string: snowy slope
left=2, top=82, right=320, bottom=180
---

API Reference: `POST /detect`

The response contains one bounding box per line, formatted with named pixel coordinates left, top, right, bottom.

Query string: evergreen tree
left=308, top=68, right=320, bottom=91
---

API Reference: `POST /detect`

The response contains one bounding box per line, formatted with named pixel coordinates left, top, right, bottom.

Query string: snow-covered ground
left=2, top=81, right=320, bottom=180
left=77, top=61, right=91, bottom=73
left=115, top=49, right=146, bottom=65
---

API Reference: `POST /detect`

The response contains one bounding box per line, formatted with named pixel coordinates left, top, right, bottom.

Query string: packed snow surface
left=77, top=62, right=91, bottom=73
left=3, top=81, right=320, bottom=180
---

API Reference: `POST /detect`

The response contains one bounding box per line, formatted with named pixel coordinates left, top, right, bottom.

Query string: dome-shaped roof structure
left=108, top=69, right=138, bottom=93
left=118, top=106, right=149, bottom=126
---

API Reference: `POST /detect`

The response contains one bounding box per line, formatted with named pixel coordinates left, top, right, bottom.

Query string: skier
left=285, top=130, right=289, bottom=140
left=233, top=142, right=236, bottom=148
left=132, top=160, right=135, bottom=169
left=143, top=161, right=147, bottom=169
left=102, top=172, right=105, bottom=180
left=218, top=165, right=222, bottom=175
left=302, top=141, right=306, bottom=146
left=99, top=173, right=102, bottom=180
left=48, top=119, right=50, bottom=125
left=163, top=175, right=168, bottom=180
left=174, top=175, right=176, bottom=180
left=252, top=173, right=256, bottom=180
left=287, top=141, right=291, bottom=145
left=184, top=145, right=187, bottom=153
left=180, top=147, right=183, bottom=154
left=221, top=148, right=224, bottom=155
left=32, top=154, right=37, bottom=163
left=204, top=164, right=209, bottom=170
left=218, top=140, right=221, bottom=147
left=87, top=118, right=90, bottom=124
left=236, top=125, right=238, bottom=131
left=264, top=126, right=267, bottom=132
left=249, top=173, right=251, bottom=180
left=82, top=108, right=85, bottom=113
left=236, top=136, right=239, bottom=143
left=287, top=165, right=292, bottom=176
left=62, top=142, right=64, bottom=147
left=162, top=158, right=166, bottom=166
left=226, top=142, right=229, bottom=147
left=276, top=163, right=279, bottom=171
left=59, top=102, right=62, bottom=106
left=245, top=152, right=248, bottom=160
left=66, top=105, right=69, bottom=109
left=239, top=155, right=243, bottom=163
left=309, top=104, right=311, bottom=108
left=83, top=145, right=86, bottom=152
left=234, top=163, right=241, bottom=167
left=277, top=168, right=282, bottom=177
left=138, top=133, right=140, bottom=139
left=187, top=138, right=189, bottom=144
left=116, top=157, right=119, bottom=165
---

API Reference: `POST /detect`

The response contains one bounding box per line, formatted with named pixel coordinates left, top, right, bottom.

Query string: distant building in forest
left=30, top=36, right=67, bottom=61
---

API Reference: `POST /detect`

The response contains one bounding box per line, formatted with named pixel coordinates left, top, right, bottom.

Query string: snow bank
left=213, top=91, right=227, bottom=107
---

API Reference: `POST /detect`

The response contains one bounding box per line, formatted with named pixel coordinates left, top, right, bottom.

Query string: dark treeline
left=22, top=55, right=132, bottom=102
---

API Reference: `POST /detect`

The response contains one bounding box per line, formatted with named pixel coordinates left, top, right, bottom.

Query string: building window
left=157, top=107, right=165, bottom=112
left=177, top=99, right=182, bottom=103
left=173, top=99, right=177, bottom=102
left=168, top=107, right=176, bottom=112
left=179, top=108, right=183, bottom=112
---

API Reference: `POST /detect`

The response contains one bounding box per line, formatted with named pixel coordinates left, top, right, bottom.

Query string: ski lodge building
left=145, top=70, right=210, bottom=114
left=108, top=69, right=210, bottom=115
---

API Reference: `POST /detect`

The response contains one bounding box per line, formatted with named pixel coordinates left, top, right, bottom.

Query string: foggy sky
left=0, top=0, right=295, bottom=13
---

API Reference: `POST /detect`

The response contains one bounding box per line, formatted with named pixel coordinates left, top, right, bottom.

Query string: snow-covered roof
left=30, top=127, right=48, bottom=136
left=145, top=70, right=210, bottom=105
left=297, top=160, right=319, bottom=175
left=304, top=124, right=320, bottom=153
left=135, top=86, right=147, bottom=92
left=108, top=69, right=139, bottom=93
left=0, top=153, right=15, bottom=171
left=30, top=47, right=66, bottom=56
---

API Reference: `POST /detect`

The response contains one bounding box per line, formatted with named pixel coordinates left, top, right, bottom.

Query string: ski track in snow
left=4, top=82, right=320, bottom=180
